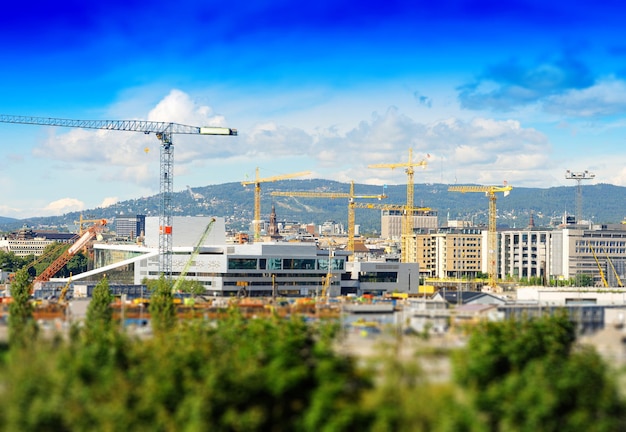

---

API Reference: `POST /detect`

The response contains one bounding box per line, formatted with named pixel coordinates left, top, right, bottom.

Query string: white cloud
left=26, top=92, right=557, bottom=193
left=99, top=197, right=119, bottom=208
left=41, top=198, right=85, bottom=216
left=243, top=122, right=312, bottom=157
left=0, top=205, right=20, bottom=216
left=303, top=108, right=551, bottom=187
left=543, top=77, right=626, bottom=117
left=31, top=89, right=239, bottom=189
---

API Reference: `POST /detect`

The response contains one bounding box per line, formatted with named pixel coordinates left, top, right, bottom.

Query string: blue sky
left=1, top=0, right=625, bottom=218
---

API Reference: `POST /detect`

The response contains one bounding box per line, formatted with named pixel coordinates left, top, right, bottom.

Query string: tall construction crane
left=368, top=148, right=428, bottom=263
left=241, top=167, right=311, bottom=240
left=271, top=181, right=386, bottom=259
left=447, top=184, right=512, bottom=290
left=0, top=114, right=237, bottom=278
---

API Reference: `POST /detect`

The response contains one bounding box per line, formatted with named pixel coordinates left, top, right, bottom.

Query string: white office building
left=50, top=216, right=416, bottom=297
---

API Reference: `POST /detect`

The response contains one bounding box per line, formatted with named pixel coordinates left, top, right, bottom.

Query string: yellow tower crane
left=447, top=184, right=512, bottom=290
left=74, top=214, right=108, bottom=235
left=271, top=181, right=386, bottom=259
left=368, top=148, right=428, bottom=263
left=241, top=167, right=311, bottom=240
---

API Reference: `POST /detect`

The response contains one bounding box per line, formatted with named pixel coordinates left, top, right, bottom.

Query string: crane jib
left=0, top=115, right=237, bottom=135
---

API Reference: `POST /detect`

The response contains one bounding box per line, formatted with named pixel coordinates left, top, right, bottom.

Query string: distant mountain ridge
left=1, top=180, right=624, bottom=233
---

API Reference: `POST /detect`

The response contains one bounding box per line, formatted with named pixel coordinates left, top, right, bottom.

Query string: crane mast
left=0, top=114, right=237, bottom=278
left=447, top=184, right=512, bottom=290
left=368, top=148, right=428, bottom=263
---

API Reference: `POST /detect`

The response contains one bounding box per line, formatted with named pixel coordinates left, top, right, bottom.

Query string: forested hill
left=2, top=180, right=625, bottom=233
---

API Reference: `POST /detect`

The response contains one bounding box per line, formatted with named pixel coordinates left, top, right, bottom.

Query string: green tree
left=454, top=313, right=626, bottom=431
left=65, top=252, right=88, bottom=277
left=0, top=312, right=370, bottom=431
left=575, top=273, right=594, bottom=287
left=85, top=277, right=113, bottom=333
left=177, top=279, right=205, bottom=297
left=149, top=275, right=176, bottom=334
left=7, top=268, right=36, bottom=348
left=0, top=251, right=29, bottom=273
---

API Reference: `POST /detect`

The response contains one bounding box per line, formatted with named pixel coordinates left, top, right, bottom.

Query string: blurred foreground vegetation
left=1, top=272, right=626, bottom=431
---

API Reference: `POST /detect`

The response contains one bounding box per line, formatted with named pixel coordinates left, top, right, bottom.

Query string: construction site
left=1, top=116, right=626, bottom=345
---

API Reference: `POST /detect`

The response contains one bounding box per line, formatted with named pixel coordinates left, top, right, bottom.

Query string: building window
left=228, top=259, right=257, bottom=270
left=283, top=259, right=316, bottom=270
left=319, top=258, right=344, bottom=271
left=359, top=272, right=398, bottom=283
left=267, top=258, right=282, bottom=270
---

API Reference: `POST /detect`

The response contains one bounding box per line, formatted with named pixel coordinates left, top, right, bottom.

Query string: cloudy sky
left=0, top=0, right=625, bottom=218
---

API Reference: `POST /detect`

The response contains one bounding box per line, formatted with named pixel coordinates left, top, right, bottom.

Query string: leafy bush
left=0, top=311, right=368, bottom=431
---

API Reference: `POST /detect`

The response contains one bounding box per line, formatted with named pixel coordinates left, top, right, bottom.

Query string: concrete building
left=380, top=210, right=438, bottom=240
left=414, top=223, right=626, bottom=287
left=50, top=216, right=418, bottom=298
left=552, top=225, right=626, bottom=286
left=343, top=261, right=419, bottom=296
left=115, top=215, right=146, bottom=239
left=517, top=286, right=626, bottom=306
left=0, top=226, right=75, bottom=257
left=499, top=229, right=550, bottom=281
left=499, top=225, right=626, bottom=286
left=414, top=227, right=483, bottom=279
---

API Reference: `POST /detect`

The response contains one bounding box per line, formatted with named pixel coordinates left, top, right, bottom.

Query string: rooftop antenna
left=565, top=170, right=595, bottom=225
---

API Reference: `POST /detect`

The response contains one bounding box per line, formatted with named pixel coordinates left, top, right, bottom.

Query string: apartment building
left=499, top=229, right=550, bottom=281
left=414, top=227, right=483, bottom=279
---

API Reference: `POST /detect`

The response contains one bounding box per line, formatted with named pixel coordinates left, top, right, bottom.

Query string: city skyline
left=1, top=1, right=625, bottom=219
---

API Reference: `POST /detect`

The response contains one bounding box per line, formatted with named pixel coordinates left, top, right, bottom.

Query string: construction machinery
left=606, top=252, right=624, bottom=287
left=369, top=148, right=428, bottom=263
left=271, top=181, right=386, bottom=259
left=588, top=242, right=609, bottom=287
left=447, top=184, right=512, bottom=290
left=241, top=167, right=311, bottom=240
left=321, top=242, right=334, bottom=298
left=58, top=274, right=73, bottom=303
left=33, top=219, right=107, bottom=290
left=0, top=114, right=237, bottom=278
left=172, top=217, right=216, bottom=292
